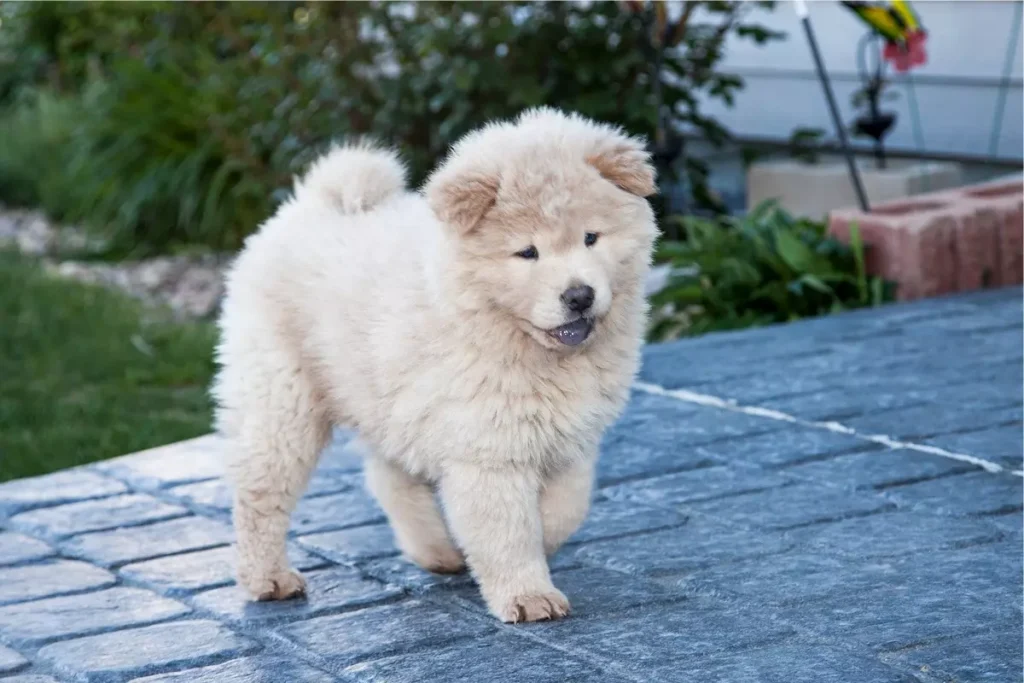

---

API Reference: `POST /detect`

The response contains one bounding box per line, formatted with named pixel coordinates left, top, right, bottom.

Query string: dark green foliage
left=0, top=1, right=784, bottom=253
left=0, top=89, right=80, bottom=212
left=648, top=201, right=895, bottom=341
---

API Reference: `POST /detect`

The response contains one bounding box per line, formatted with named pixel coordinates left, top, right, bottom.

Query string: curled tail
left=295, top=142, right=407, bottom=214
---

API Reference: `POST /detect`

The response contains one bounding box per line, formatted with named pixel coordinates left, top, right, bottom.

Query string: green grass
left=0, top=250, right=217, bottom=482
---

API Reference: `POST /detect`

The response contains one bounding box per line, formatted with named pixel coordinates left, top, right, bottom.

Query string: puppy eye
left=515, top=245, right=539, bottom=260
left=584, top=232, right=599, bottom=247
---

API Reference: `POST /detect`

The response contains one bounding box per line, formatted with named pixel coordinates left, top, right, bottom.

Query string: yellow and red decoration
left=842, top=0, right=928, bottom=72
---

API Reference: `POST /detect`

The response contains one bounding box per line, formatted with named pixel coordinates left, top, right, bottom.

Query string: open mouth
left=547, top=317, right=594, bottom=346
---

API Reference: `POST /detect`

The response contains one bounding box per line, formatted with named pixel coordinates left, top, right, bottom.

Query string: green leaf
left=848, top=223, right=869, bottom=303
left=775, top=228, right=819, bottom=273
left=797, top=274, right=834, bottom=296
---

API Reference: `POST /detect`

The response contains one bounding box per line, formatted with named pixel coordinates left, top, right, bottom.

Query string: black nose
left=561, top=285, right=595, bottom=313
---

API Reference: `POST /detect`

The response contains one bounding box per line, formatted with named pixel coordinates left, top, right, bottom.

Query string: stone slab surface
left=0, top=287, right=1018, bottom=682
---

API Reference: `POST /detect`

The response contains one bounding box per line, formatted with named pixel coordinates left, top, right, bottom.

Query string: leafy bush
left=648, top=201, right=894, bottom=341
left=0, top=89, right=82, bottom=214
left=0, top=1, right=785, bottom=253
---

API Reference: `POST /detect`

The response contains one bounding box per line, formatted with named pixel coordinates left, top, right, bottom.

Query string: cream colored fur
left=213, top=108, right=657, bottom=622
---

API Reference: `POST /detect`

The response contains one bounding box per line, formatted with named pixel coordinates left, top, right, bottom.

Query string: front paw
left=239, top=567, right=307, bottom=601
left=490, top=587, right=570, bottom=623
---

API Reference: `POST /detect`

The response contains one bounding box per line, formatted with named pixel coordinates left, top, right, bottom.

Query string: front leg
left=439, top=464, right=568, bottom=623
left=540, top=457, right=595, bottom=555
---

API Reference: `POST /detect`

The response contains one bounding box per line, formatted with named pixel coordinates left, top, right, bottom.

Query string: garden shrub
left=0, top=88, right=82, bottom=215
left=648, top=201, right=895, bottom=341
left=0, top=1, right=783, bottom=253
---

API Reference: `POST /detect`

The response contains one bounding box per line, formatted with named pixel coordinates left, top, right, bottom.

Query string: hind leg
left=364, top=457, right=464, bottom=574
left=221, top=362, right=330, bottom=601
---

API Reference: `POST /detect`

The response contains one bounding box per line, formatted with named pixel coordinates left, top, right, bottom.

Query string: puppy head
left=424, top=108, right=658, bottom=352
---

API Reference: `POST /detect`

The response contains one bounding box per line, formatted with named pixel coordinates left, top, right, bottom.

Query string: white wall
left=700, top=0, right=1023, bottom=161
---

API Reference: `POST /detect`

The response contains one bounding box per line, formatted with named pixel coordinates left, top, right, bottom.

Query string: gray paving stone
left=596, top=434, right=723, bottom=486
left=93, top=436, right=224, bottom=490
left=0, top=531, right=54, bottom=566
left=10, top=494, right=188, bottom=540
left=611, top=400, right=786, bottom=450
left=343, top=635, right=625, bottom=683
left=318, top=431, right=364, bottom=472
left=568, top=498, right=688, bottom=544
left=455, top=566, right=686, bottom=620
left=683, top=540, right=1021, bottom=608
left=193, top=566, right=401, bottom=624
left=304, top=470, right=360, bottom=497
left=163, top=480, right=231, bottom=514
left=890, top=543, right=1023, bottom=604
left=604, top=466, right=791, bottom=509
left=653, top=644, right=919, bottom=683
left=130, top=657, right=336, bottom=683
left=782, top=449, right=975, bottom=490
left=0, top=559, right=115, bottom=606
left=168, top=472, right=354, bottom=515
left=550, top=566, right=689, bottom=618
left=758, top=389, right=929, bottom=421
left=277, top=599, right=493, bottom=667
left=575, top=522, right=793, bottom=575
left=685, top=484, right=895, bottom=530
left=357, top=556, right=475, bottom=594
left=888, top=630, right=1023, bottom=683
left=698, top=427, right=870, bottom=469
left=0, top=643, right=28, bottom=674
left=38, top=619, right=256, bottom=683
left=985, top=510, right=1023, bottom=536
left=843, top=403, right=1022, bottom=441
left=533, top=602, right=794, bottom=669
left=677, top=552, right=906, bottom=604
left=119, top=544, right=325, bottom=597
left=677, top=370, right=847, bottom=404
left=639, top=339, right=825, bottom=388
left=0, top=587, right=190, bottom=646
left=63, top=515, right=232, bottom=567
left=289, top=490, right=385, bottom=535
left=775, top=585, right=1021, bottom=651
left=883, top=471, right=1023, bottom=516
left=0, top=469, right=126, bottom=517
left=922, top=423, right=1023, bottom=468
left=297, top=525, right=399, bottom=564
left=791, top=512, right=1005, bottom=559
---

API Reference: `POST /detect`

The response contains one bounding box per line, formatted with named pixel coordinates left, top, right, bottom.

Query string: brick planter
left=829, top=177, right=1023, bottom=301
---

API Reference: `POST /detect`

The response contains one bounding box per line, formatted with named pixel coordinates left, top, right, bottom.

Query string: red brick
left=999, top=201, right=1023, bottom=285
left=830, top=199, right=956, bottom=301
left=952, top=203, right=1001, bottom=290
left=829, top=179, right=1023, bottom=301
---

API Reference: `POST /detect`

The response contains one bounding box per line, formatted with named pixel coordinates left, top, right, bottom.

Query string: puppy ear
left=585, top=139, right=657, bottom=198
left=516, top=108, right=657, bottom=197
left=424, top=167, right=500, bottom=236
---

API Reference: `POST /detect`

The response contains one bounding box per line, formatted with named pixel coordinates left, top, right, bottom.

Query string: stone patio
left=0, top=287, right=1020, bottom=683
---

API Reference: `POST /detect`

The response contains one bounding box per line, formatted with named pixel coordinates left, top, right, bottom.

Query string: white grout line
left=633, top=381, right=1019, bottom=477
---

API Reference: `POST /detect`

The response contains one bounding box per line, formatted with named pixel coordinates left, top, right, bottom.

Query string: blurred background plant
left=0, top=1, right=787, bottom=252
left=648, top=201, right=893, bottom=341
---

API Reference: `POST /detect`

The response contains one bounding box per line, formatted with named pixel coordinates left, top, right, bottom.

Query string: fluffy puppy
left=213, top=108, right=657, bottom=622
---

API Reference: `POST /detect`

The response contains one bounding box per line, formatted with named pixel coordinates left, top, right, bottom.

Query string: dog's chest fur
left=341, top=334, right=636, bottom=479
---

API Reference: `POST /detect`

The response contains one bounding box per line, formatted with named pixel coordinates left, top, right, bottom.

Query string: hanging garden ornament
left=842, top=0, right=927, bottom=72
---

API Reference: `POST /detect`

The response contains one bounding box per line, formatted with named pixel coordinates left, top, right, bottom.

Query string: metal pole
left=988, top=0, right=1023, bottom=157
left=794, top=0, right=870, bottom=212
